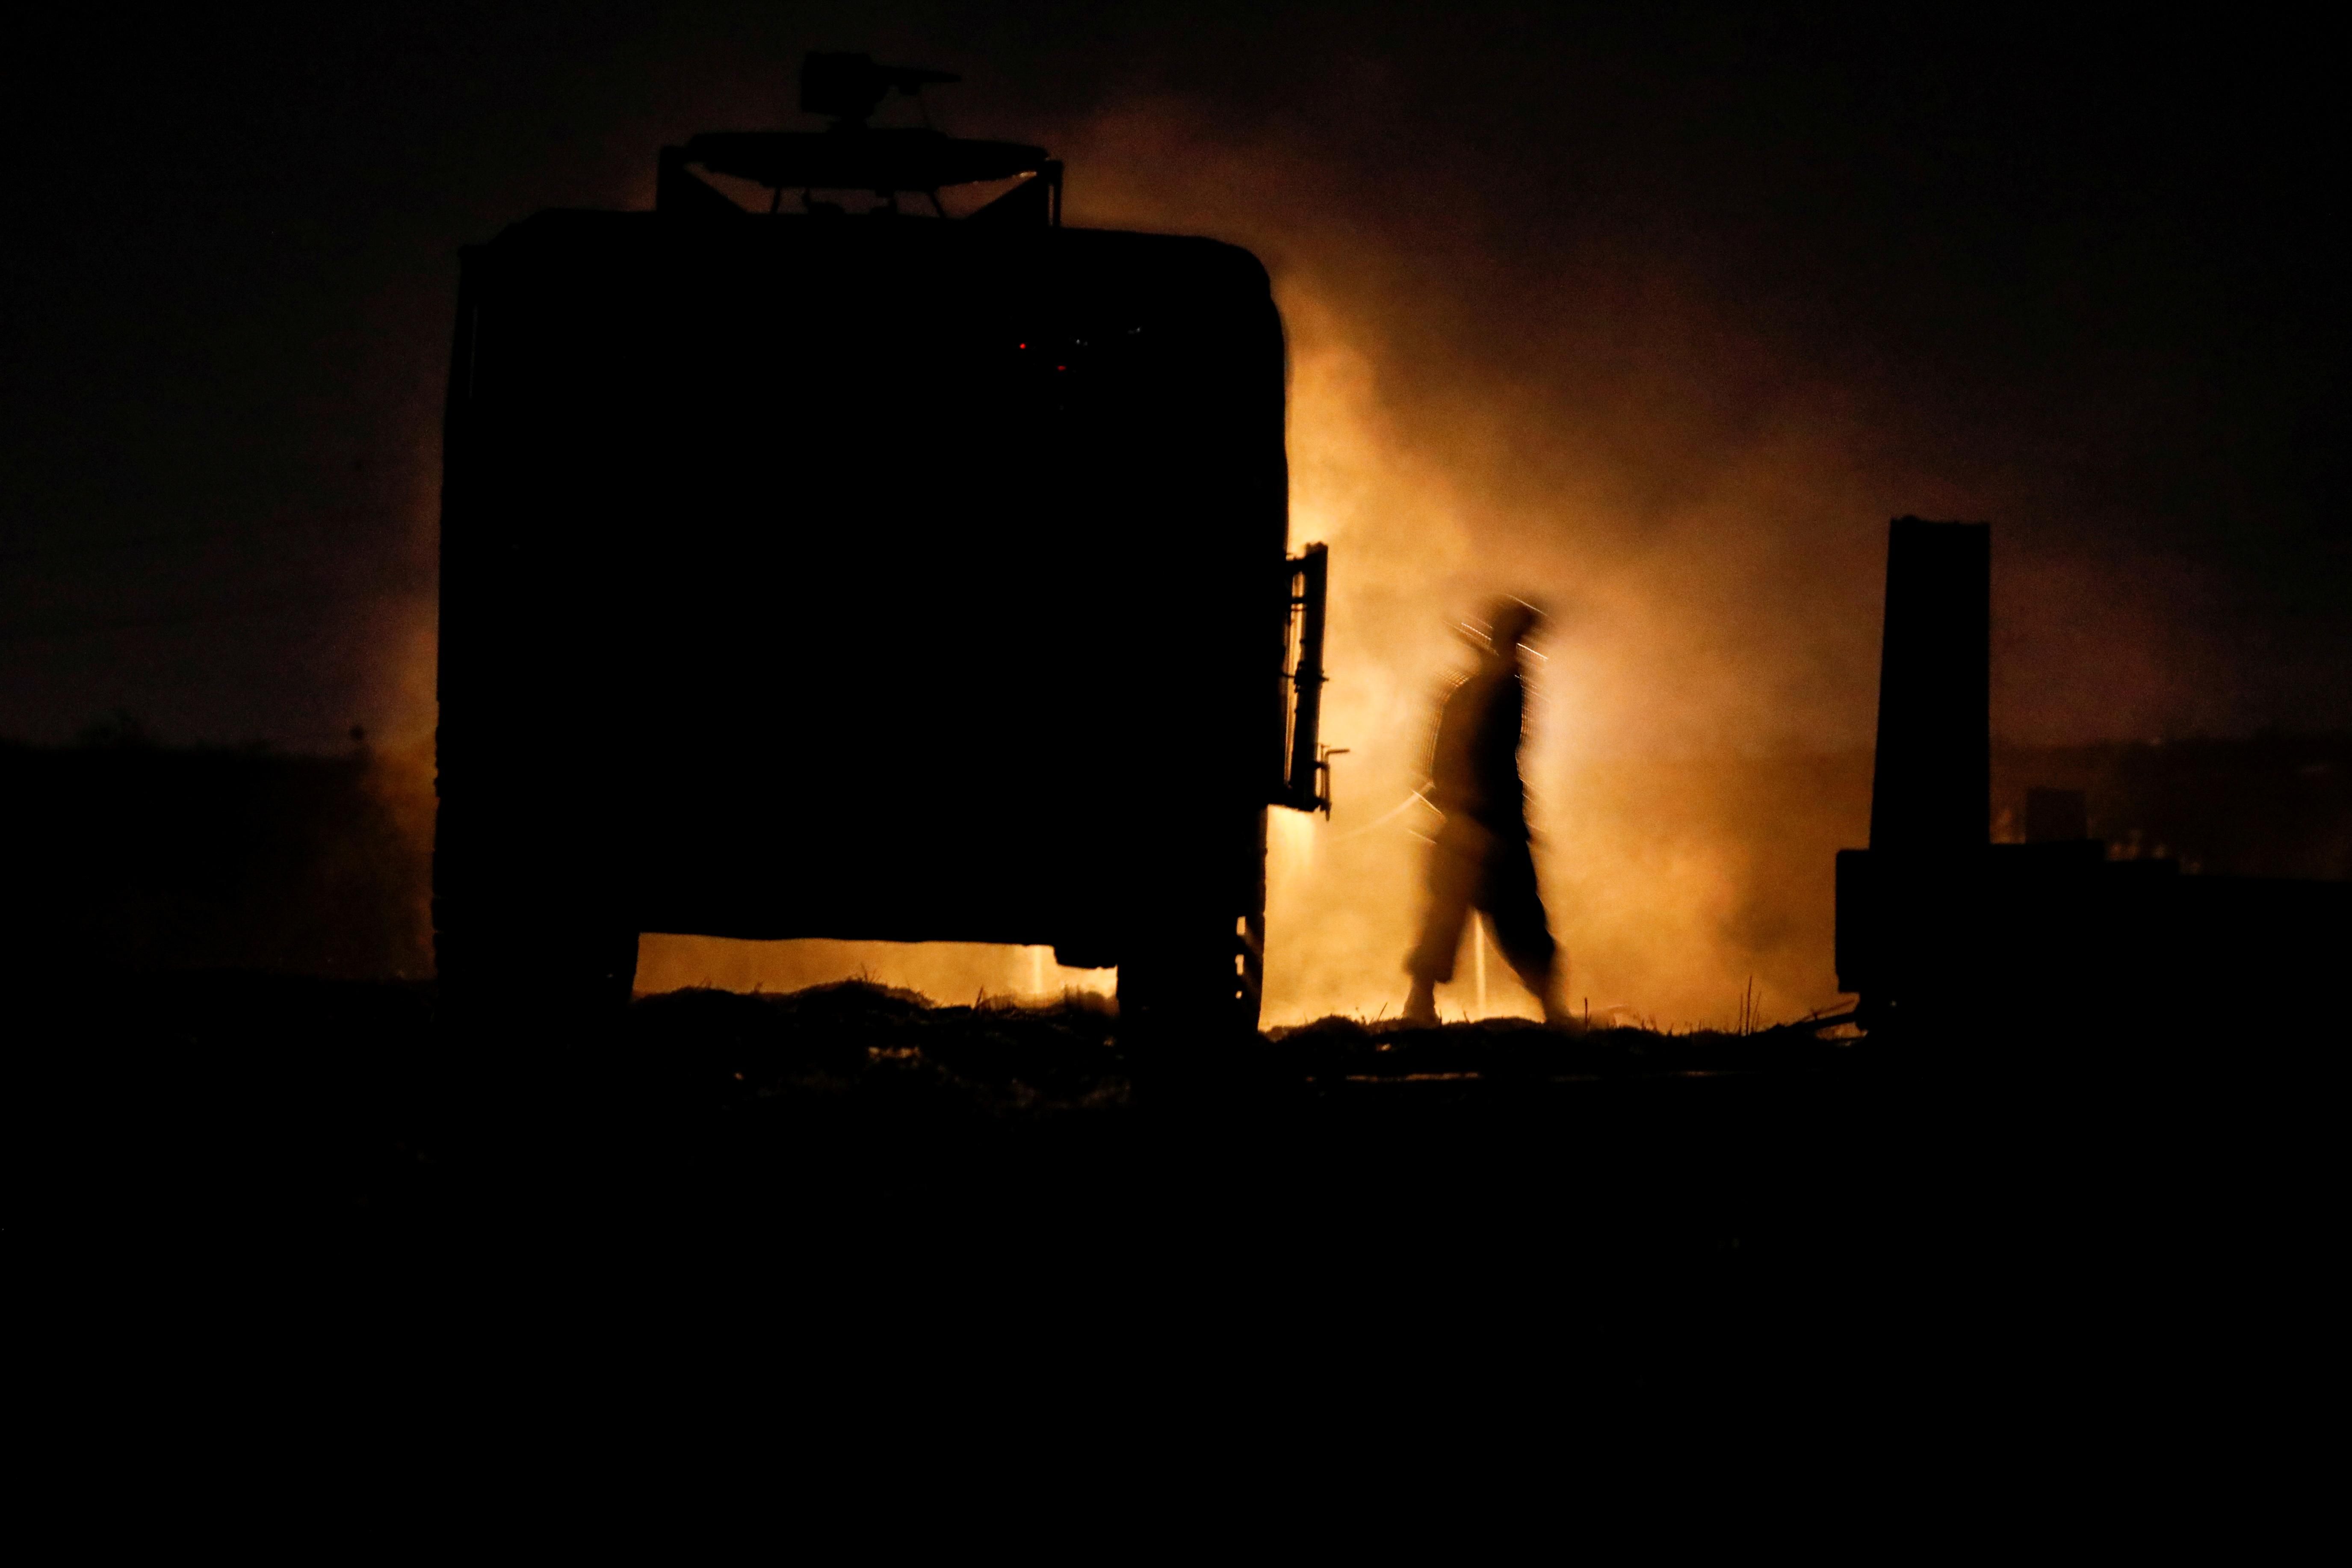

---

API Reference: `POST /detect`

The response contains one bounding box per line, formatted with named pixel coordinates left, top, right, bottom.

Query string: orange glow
left=371, top=95, right=1983, bottom=1029
left=1046, top=101, right=1900, bottom=1027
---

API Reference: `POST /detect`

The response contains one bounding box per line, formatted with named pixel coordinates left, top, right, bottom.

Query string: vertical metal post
left=1869, top=517, right=1990, bottom=857
left=1856, top=516, right=1990, bottom=1019
left=1474, top=917, right=1488, bottom=1018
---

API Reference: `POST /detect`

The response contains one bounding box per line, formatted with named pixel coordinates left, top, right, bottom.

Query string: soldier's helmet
left=1488, top=597, right=1547, bottom=653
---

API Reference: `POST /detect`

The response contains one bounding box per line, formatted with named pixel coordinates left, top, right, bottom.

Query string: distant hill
left=1992, top=732, right=2352, bottom=879
left=0, top=738, right=430, bottom=979
left=3, top=732, right=2340, bottom=984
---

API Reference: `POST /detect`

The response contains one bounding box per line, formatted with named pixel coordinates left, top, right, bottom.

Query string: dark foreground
left=61, top=972, right=1873, bottom=1229
left=33, top=972, right=2328, bottom=1428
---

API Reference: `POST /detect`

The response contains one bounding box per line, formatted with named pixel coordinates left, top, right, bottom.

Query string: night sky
left=6, top=5, right=2343, bottom=750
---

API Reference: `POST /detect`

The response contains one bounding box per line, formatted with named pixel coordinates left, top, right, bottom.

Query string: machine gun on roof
left=658, top=52, right=1062, bottom=223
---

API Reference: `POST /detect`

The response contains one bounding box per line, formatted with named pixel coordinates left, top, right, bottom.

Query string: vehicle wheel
left=1237, top=912, right=1265, bottom=1034
left=434, top=788, right=636, bottom=1034
left=444, top=916, right=637, bottom=1030
left=1118, top=911, right=1263, bottom=1038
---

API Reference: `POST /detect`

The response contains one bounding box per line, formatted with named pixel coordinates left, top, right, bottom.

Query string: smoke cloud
left=396, top=37, right=2338, bottom=1025
left=646, top=93, right=1910, bottom=1024
left=12, top=12, right=2335, bottom=1016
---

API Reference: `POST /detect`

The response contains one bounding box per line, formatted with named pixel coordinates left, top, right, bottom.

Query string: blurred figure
left=1404, top=598, right=1573, bottom=1028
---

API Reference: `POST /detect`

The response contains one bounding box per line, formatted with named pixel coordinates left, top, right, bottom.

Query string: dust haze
left=6, top=13, right=2331, bottom=1020
left=629, top=94, right=1910, bottom=1026
left=381, top=77, right=2286, bottom=1027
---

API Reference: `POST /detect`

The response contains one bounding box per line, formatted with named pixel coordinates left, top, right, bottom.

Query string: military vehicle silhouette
left=435, top=56, right=1333, bottom=1031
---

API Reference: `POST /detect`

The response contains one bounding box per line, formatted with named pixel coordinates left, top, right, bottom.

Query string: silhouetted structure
left=2024, top=787, right=2089, bottom=845
left=1838, top=518, right=1990, bottom=1024
left=1404, top=600, right=1569, bottom=1026
left=436, top=56, right=1334, bottom=1032
left=1867, top=520, right=1990, bottom=863
left=1837, top=517, right=2349, bottom=1040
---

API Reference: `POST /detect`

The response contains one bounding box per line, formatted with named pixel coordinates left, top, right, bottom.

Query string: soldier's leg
left=1479, top=834, right=1571, bottom=1025
left=1404, top=819, right=1483, bottom=1024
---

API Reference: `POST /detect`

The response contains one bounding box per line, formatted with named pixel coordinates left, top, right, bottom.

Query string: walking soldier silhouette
left=1404, top=599, right=1572, bottom=1028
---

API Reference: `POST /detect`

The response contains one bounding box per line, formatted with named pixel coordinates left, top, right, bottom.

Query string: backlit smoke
left=629, top=97, right=1896, bottom=1025
left=381, top=86, right=2250, bottom=1027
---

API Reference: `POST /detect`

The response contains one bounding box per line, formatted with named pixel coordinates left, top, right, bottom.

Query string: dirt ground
left=52, top=972, right=1861, bottom=1219
left=34, top=970, right=2328, bottom=1428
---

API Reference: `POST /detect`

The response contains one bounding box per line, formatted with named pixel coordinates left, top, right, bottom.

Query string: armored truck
left=434, top=59, right=1331, bottom=1030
